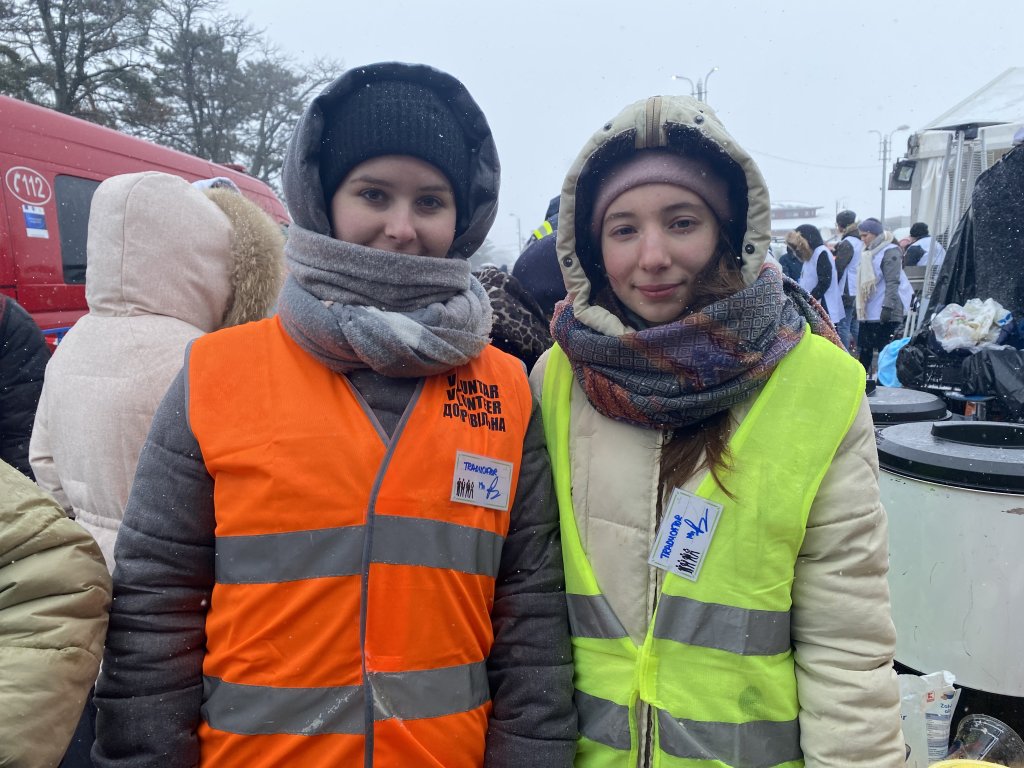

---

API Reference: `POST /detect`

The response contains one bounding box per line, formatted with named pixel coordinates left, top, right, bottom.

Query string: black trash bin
left=868, top=386, right=950, bottom=426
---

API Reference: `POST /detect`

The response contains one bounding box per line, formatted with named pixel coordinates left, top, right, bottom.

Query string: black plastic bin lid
left=867, top=386, right=949, bottom=424
left=877, top=421, right=1024, bottom=493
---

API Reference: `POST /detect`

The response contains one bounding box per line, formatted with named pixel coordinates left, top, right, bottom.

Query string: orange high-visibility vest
left=187, top=316, right=532, bottom=768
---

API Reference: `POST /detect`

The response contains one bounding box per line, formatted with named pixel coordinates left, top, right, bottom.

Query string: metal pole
left=703, top=67, right=718, bottom=104
left=869, top=130, right=884, bottom=222
left=671, top=70, right=716, bottom=103
left=671, top=75, right=696, bottom=98
left=508, top=213, right=523, bottom=253
left=910, top=132, right=955, bottom=336
left=880, top=135, right=889, bottom=227
left=948, top=130, right=967, bottom=234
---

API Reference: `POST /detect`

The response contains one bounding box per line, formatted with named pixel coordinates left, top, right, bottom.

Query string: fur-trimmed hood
left=786, top=230, right=813, bottom=262
left=33, top=172, right=284, bottom=572
left=555, top=95, right=771, bottom=337
left=204, top=187, right=285, bottom=327
left=85, top=172, right=284, bottom=330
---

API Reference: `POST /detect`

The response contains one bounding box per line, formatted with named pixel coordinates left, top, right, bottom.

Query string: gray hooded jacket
left=94, top=65, right=575, bottom=768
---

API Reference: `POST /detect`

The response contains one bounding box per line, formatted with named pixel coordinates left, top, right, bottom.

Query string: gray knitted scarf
left=277, top=225, right=492, bottom=377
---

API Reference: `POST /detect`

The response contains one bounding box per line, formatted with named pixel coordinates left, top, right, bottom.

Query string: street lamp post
left=671, top=67, right=718, bottom=103
left=671, top=74, right=695, bottom=97
left=509, top=212, right=523, bottom=253
left=699, top=67, right=718, bottom=103
left=869, top=124, right=909, bottom=227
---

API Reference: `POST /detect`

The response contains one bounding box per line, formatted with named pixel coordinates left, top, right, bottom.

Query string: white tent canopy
left=906, top=67, right=1024, bottom=245
left=903, top=67, right=1024, bottom=334
left=921, top=67, right=1024, bottom=131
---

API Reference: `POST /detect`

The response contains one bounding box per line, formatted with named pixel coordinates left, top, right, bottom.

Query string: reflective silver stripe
left=216, top=526, right=365, bottom=584
left=216, top=515, right=504, bottom=584
left=653, top=594, right=791, bottom=656
left=566, top=593, right=629, bottom=639
left=202, top=676, right=364, bottom=735
left=575, top=690, right=631, bottom=751
left=657, top=708, right=801, bottom=767
left=202, top=664, right=489, bottom=736
left=372, top=515, right=503, bottom=577
left=371, top=661, right=489, bottom=720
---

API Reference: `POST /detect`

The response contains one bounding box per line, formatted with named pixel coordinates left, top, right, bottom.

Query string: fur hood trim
left=205, top=188, right=285, bottom=328
left=786, top=230, right=813, bottom=262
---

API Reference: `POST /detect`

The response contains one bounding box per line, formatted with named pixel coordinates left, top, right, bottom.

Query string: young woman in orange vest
left=93, top=62, right=576, bottom=768
left=531, top=95, right=905, bottom=767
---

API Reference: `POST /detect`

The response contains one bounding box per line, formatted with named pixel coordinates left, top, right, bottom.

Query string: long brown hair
left=659, top=234, right=746, bottom=497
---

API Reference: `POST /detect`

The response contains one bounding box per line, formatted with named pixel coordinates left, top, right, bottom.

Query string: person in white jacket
left=531, top=94, right=903, bottom=767
left=30, top=172, right=284, bottom=573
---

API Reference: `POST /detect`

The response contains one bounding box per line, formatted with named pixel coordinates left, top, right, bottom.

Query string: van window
left=54, top=175, right=100, bottom=284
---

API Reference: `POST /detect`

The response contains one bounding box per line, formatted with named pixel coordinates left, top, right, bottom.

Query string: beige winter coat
left=0, top=459, right=110, bottom=768
left=530, top=96, right=903, bottom=767
left=30, top=172, right=284, bottom=572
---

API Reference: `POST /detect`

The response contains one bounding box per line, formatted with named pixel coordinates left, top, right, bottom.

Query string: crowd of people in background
left=774, top=209, right=941, bottom=376
left=2, top=60, right=910, bottom=768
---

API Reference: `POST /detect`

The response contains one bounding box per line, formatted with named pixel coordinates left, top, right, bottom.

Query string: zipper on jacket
left=359, top=380, right=426, bottom=768
left=641, top=704, right=654, bottom=768
left=642, top=96, right=662, bottom=149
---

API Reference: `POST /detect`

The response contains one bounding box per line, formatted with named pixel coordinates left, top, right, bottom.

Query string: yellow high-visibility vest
left=542, top=329, right=863, bottom=768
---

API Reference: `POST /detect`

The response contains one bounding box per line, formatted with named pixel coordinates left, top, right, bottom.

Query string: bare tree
left=136, top=0, right=339, bottom=187
left=133, top=0, right=254, bottom=161
left=241, top=53, right=337, bottom=186
left=0, top=0, right=153, bottom=123
left=1, top=0, right=340, bottom=191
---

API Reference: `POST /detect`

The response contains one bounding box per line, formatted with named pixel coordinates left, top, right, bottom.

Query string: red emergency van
left=0, top=95, right=289, bottom=340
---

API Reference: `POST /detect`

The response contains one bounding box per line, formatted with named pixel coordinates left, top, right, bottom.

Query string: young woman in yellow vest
left=530, top=95, right=904, bottom=767
left=93, top=62, right=576, bottom=768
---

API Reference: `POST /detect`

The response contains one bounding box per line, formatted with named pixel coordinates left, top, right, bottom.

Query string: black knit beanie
left=319, top=79, right=472, bottom=216
left=836, top=209, right=857, bottom=229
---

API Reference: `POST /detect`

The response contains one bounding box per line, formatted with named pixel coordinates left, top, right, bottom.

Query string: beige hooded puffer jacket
left=530, top=96, right=904, bottom=767
left=0, top=458, right=110, bottom=767
left=30, top=172, right=285, bottom=572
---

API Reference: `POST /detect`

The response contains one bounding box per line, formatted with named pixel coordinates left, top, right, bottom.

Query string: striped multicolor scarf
left=550, top=261, right=842, bottom=429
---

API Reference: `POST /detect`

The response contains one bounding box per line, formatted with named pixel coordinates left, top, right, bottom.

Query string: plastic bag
left=878, top=337, right=912, bottom=387
left=961, top=347, right=1024, bottom=419
left=931, top=298, right=1012, bottom=352
left=899, top=671, right=960, bottom=767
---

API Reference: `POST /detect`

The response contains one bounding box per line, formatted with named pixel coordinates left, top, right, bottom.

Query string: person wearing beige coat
left=29, top=172, right=285, bottom=573
left=0, top=458, right=111, bottom=768
left=531, top=95, right=903, bottom=767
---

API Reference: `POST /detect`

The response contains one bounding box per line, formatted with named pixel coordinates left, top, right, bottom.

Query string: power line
left=746, top=148, right=877, bottom=170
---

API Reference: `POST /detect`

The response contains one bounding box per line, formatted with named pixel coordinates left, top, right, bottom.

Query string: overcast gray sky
left=232, top=0, right=1020, bottom=258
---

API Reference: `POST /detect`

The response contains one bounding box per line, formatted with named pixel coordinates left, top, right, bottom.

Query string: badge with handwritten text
left=647, top=489, right=723, bottom=582
left=451, top=451, right=514, bottom=512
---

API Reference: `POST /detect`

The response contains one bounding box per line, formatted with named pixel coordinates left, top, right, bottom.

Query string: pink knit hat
left=589, top=149, right=733, bottom=241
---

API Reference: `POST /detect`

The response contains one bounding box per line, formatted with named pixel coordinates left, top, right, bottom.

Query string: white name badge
left=451, top=451, right=514, bottom=512
left=647, top=489, right=723, bottom=582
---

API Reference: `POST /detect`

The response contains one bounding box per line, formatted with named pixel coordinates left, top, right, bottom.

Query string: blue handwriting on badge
left=479, top=476, right=501, bottom=501
left=684, top=509, right=710, bottom=540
